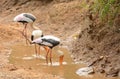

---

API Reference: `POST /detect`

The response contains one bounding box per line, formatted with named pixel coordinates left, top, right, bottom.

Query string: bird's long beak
left=59, top=55, right=64, bottom=65
left=20, top=31, right=32, bottom=44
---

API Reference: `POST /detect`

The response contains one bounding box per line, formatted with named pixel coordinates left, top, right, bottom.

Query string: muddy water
left=9, top=43, right=119, bottom=79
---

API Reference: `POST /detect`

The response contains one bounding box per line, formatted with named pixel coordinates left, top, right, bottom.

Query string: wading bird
left=31, top=29, right=43, bottom=57
left=22, top=33, right=64, bottom=65
left=14, top=13, right=36, bottom=44
left=31, top=35, right=64, bottom=65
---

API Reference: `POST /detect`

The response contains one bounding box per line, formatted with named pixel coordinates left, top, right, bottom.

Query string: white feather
left=13, top=13, right=36, bottom=22
left=41, top=41, right=53, bottom=47
left=32, top=30, right=43, bottom=39
left=14, top=13, right=23, bottom=22
left=32, top=38, right=53, bottom=47
left=32, top=35, right=60, bottom=47
left=32, top=37, right=42, bottom=44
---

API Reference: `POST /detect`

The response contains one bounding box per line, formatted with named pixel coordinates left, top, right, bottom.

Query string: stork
left=31, top=29, right=43, bottom=57
left=31, top=35, right=64, bottom=65
left=13, top=13, right=36, bottom=44
left=22, top=31, right=64, bottom=65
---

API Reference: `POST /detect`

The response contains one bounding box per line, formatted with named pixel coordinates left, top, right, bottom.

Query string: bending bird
left=32, top=35, right=64, bottom=65
left=14, top=13, right=36, bottom=44
left=22, top=33, right=64, bottom=65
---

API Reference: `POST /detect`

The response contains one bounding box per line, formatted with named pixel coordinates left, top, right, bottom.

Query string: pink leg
left=44, top=46, right=49, bottom=53
left=38, top=46, right=41, bottom=56
left=46, top=49, right=49, bottom=64
left=59, top=55, right=64, bottom=65
left=34, top=44, right=37, bottom=57
left=44, top=46, right=50, bottom=64
left=22, top=23, right=27, bottom=35
left=49, top=49, right=52, bottom=65
left=23, top=23, right=29, bottom=45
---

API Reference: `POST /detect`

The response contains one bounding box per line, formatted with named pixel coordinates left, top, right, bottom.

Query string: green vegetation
left=91, top=0, right=120, bottom=26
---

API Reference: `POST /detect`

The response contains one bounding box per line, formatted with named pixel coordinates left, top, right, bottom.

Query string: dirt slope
left=71, top=13, right=120, bottom=77
left=0, top=0, right=84, bottom=79
left=0, top=0, right=120, bottom=78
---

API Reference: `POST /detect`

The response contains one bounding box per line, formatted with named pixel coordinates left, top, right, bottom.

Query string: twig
left=88, top=56, right=104, bottom=67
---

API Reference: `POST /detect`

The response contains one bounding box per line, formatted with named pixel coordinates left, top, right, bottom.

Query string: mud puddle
left=9, top=42, right=120, bottom=79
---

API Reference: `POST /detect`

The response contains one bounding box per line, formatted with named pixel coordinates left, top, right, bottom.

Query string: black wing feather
left=42, top=38, right=60, bottom=48
left=24, top=14, right=36, bottom=22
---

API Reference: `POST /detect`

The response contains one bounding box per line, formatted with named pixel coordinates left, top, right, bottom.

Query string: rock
left=8, top=64, right=18, bottom=71
left=118, top=71, right=120, bottom=77
left=106, top=68, right=119, bottom=77
left=9, top=67, right=17, bottom=71
left=76, top=67, right=94, bottom=76
left=99, top=69, right=105, bottom=73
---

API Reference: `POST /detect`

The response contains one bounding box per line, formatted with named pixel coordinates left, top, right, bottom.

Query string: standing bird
left=31, top=35, right=64, bottom=65
left=13, top=13, right=36, bottom=44
left=30, top=21, right=44, bottom=57
left=31, top=29, right=43, bottom=57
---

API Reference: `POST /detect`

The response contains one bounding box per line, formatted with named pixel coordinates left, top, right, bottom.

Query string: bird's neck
left=32, top=25, right=40, bottom=30
left=30, top=23, right=40, bottom=30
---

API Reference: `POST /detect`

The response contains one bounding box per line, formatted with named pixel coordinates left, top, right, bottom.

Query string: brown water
left=9, top=43, right=120, bottom=79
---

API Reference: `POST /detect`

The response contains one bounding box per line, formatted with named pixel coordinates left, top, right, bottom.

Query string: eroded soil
left=0, top=0, right=120, bottom=79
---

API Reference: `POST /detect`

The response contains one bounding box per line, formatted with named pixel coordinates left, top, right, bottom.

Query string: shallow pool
left=9, top=42, right=120, bottom=79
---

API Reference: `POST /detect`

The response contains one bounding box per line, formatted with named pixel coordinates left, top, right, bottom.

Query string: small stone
left=100, top=56, right=104, bottom=59
left=98, top=68, right=105, bottom=73
left=9, top=67, right=17, bottom=71
left=76, top=67, right=94, bottom=76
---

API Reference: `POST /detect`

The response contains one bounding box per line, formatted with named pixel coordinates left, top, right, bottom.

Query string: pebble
left=76, top=67, right=94, bottom=77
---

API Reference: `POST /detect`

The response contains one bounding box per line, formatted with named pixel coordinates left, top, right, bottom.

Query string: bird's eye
left=41, top=35, right=44, bottom=37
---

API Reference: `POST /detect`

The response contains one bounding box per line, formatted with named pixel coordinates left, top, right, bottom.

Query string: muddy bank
left=0, top=23, right=64, bottom=79
left=0, top=0, right=120, bottom=78
left=70, top=14, right=120, bottom=77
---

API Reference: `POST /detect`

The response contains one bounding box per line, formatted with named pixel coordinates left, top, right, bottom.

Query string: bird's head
left=31, top=30, right=43, bottom=41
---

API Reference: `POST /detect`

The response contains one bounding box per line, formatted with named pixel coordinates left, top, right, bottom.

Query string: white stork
left=31, top=35, right=64, bottom=65
left=13, top=13, right=36, bottom=44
